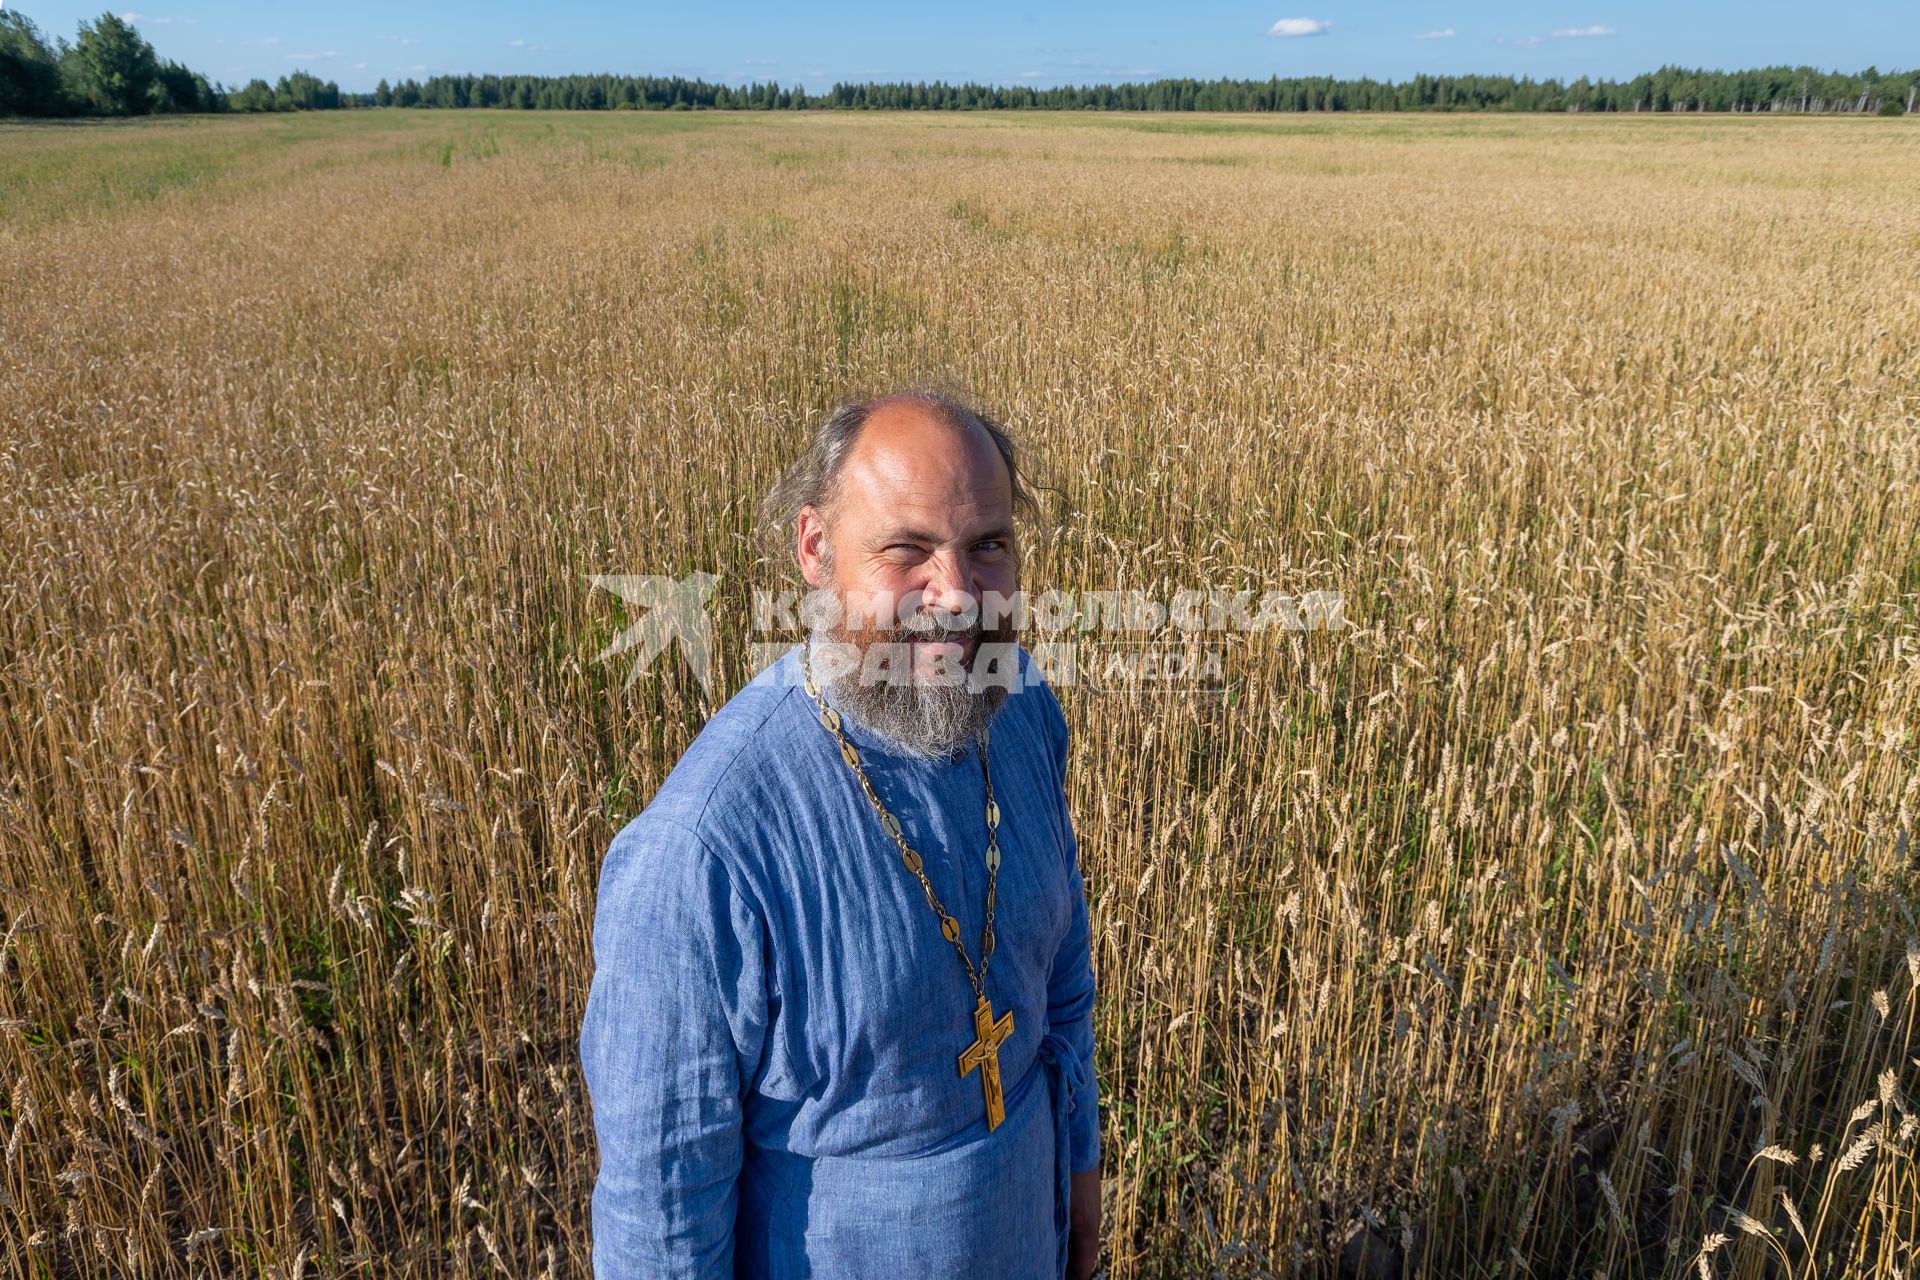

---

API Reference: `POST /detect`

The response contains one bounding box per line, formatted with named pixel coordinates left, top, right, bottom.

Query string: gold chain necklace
left=799, top=640, right=1017, bottom=1131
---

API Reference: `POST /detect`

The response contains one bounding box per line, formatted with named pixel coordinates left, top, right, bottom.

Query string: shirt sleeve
left=1037, top=674, right=1102, bottom=1175
left=580, top=814, right=769, bottom=1278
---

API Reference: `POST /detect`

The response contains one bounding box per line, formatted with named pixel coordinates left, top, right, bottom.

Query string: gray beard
left=805, top=628, right=1009, bottom=762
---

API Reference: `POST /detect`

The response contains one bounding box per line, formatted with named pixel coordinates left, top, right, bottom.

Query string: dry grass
left=1, top=107, right=1917, bottom=1278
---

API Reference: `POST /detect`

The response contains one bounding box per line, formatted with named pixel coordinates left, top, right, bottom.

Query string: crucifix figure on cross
left=957, top=993, right=1016, bottom=1131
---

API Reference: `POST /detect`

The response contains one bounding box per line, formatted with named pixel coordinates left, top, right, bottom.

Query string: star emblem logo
left=584, top=572, right=721, bottom=694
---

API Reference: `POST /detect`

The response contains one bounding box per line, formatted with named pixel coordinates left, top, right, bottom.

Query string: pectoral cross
left=957, top=993, right=1015, bottom=1131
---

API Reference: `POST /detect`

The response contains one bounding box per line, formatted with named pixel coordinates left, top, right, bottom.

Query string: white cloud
left=286, top=50, right=341, bottom=60
left=259, top=36, right=280, bottom=45
left=1413, top=27, right=1455, bottom=39
left=1266, top=17, right=1331, bottom=37
left=1509, top=34, right=1543, bottom=48
left=353, top=62, right=366, bottom=69
left=121, top=13, right=195, bottom=24
left=1551, top=24, right=1616, bottom=37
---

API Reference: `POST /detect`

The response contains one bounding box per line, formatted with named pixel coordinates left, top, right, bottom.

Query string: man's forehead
left=845, top=477, right=1012, bottom=540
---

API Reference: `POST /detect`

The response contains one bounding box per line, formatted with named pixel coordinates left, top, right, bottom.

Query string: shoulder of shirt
left=606, top=658, right=803, bottom=868
left=1014, top=643, right=1069, bottom=761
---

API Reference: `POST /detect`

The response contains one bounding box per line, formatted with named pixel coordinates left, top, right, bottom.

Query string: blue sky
left=13, top=1, right=1913, bottom=94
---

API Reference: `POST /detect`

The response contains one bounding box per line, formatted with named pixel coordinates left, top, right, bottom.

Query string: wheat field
left=2, top=108, right=1917, bottom=1278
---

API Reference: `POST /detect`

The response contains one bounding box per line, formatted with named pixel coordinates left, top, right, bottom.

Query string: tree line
left=3, top=8, right=1914, bottom=120
left=369, top=66, right=1918, bottom=114
left=0, top=10, right=338, bottom=116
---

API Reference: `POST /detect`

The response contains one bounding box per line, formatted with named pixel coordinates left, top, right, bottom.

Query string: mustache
left=890, top=622, right=981, bottom=642
left=872, top=611, right=1004, bottom=642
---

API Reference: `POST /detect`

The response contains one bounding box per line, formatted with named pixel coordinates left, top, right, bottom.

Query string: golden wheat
left=2, top=107, right=1917, bottom=1278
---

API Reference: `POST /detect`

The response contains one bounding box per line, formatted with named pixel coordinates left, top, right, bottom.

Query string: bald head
left=756, top=388, right=1043, bottom=578
left=828, top=395, right=1013, bottom=550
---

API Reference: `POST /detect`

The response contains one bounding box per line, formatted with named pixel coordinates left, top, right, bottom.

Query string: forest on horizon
left=4, top=8, right=1917, bottom=119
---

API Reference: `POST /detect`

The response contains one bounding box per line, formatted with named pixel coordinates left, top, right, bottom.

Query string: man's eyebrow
left=872, top=523, right=1014, bottom=545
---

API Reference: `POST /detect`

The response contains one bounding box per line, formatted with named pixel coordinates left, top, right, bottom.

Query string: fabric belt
left=1036, top=1030, right=1090, bottom=1280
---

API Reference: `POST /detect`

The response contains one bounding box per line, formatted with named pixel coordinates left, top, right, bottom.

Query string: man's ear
left=796, top=504, right=827, bottom=588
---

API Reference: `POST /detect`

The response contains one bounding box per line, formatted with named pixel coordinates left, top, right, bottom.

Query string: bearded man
left=580, top=390, right=1103, bottom=1278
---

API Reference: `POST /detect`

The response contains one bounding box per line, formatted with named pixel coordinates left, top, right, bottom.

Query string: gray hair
left=755, top=387, right=1049, bottom=574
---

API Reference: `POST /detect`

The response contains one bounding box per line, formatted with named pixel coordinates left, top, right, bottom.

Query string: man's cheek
left=846, top=584, right=899, bottom=630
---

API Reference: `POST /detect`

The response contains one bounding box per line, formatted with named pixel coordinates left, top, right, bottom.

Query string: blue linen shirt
left=580, top=639, right=1101, bottom=1278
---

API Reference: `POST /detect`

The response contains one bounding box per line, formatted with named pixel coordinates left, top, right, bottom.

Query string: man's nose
left=917, top=552, right=978, bottom=624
